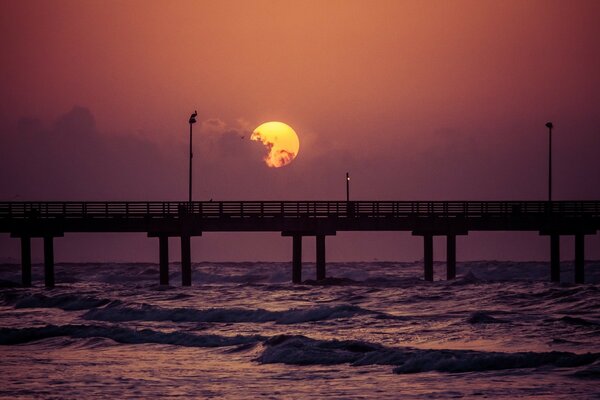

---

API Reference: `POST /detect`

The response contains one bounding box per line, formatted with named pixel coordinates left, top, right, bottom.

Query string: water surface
left=1, top=261, right=599, bottom=398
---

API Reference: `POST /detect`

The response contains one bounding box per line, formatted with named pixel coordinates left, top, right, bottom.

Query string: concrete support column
left=292, top=235, right=302, bottom=284
left=159, top=235, right=169, bottom=285
left=21, top=236, right=32, bottom=287
left=424, top=235, right=433, bottom=282
left=181, top=235, right=192, bottom=286
left=446, top=235, right=456, bottom=280
left=575, top=234, right=585, bottom=284
left=44, top=236, right=55, bottom=288
left=550, top=234, right=560, bottom=283
left=316, top=235, right=326, bottom=281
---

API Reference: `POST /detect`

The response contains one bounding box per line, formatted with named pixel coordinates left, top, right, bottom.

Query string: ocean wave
left=449, top=270, right=481, bottom=285
left=303, top=277, right=360, bottom=286
left=83, top=303, right=376, bottom=324
left=558, top=316, right=600, bottom=327
left=256, top=334, right=600, bottom=374
left=12, top=293, right=117, bottom=311
left=0, top=324, right=263, bottom=348
left=0, top=279, right=20, bottom=288
left=571, top=359, right=600, bottom=379
left=256, top=335, right=384, bottom=366
left=518, top=286, right=599, bottom=302
left=390, top=349, right=599, bottom=374
left=466, top=311, right=509, bottom=324
left=2, top=261, right=600, bottom=285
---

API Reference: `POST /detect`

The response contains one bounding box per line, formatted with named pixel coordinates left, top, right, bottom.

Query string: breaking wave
left=83, top=303, right=376, bottom=324
left=256, top=334, right=600, bottom=374
left=12, top=293, right=116, bottom=311
left=0, top=324, right=263, bottom=348
left=3, top=325, right=597, bottom=375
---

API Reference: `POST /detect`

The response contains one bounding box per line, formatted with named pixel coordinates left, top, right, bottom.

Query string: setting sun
left=250, top=121, right=299, bottom=168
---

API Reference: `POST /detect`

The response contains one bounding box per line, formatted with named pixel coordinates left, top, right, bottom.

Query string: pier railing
left=1, top=201, right=599, bottom=219
left=3, top=200, right=599, bottom=287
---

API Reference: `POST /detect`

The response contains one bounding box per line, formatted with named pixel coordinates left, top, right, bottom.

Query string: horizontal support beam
left=147, top=232, right=202, bottom=237
left=282, top=230, right=336, bottom=237
left=539, top=229, right=597, bottom=236
left=10, top=232, right=64, bottom=238
left=412, top=230, right=468, bottom=236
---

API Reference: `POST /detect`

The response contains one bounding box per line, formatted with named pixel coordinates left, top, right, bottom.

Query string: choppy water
left=1, top=261, right=599, bottom=399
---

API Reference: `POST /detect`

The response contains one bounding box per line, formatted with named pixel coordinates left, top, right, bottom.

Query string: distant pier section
left=1, top=201, right=598, bottom=287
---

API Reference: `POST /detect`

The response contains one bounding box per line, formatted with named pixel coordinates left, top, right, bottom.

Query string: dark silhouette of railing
left=1, top=200, right=599, bottom=219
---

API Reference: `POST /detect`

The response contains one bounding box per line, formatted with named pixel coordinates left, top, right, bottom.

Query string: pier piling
left=20, top=236, right=31, bottom=287
left=159, top=235, right=169, bottom=285
left=43, top=236, right=54, bottom=288
left=316, top=235, right=326, bottom=281
left=550, top=234, right=560, bottom=282
left=575, top=234, right=585, bottom=284
left=292, top=235, right=302, bottom=283
left=181, top=235, right=191, bottom=286
left=446, top=235, right=456, bottom=280
left=424, top=235, right=433, bottom=282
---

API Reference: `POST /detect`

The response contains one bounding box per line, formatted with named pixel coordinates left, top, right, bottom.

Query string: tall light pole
left=545, top=121, right=553, bottom=202
left=346, top=172, right=350, bottom=202
left=188, top=110, right=197, bottom=204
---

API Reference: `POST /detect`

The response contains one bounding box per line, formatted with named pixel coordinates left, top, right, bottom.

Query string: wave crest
left=256, top=335, right=600, bottom=374
left=0, top=324, right=263, bottom=348
left=83, top=303, right=373, bottom=324
left=14, top=293, right=116, bottom=311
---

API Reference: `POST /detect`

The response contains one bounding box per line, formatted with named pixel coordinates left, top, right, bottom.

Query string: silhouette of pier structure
left=1, top=201, right=598, bottom=287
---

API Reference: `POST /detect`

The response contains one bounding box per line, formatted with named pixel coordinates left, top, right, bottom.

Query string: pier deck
left=1, top=201, right=598, bottom=286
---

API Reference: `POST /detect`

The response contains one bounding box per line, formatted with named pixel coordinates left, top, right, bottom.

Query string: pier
left=1, top=200, right=598, bottom=287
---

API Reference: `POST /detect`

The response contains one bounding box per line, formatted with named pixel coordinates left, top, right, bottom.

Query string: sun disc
left=250, top=121, right=300, bottom=168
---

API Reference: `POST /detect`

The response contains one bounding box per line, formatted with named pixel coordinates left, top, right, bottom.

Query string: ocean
left=0, top=261, right=599, bottom=399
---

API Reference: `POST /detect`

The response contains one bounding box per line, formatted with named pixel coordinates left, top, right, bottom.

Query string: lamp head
left=545, top=122, right=553, bottom=129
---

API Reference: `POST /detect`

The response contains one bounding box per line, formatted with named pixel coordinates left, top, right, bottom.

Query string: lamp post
left=346, top=172, right=350, bottom=202
left=188, top=110, right=197, bottom=204
left=545, top=122, right=553, bottom=202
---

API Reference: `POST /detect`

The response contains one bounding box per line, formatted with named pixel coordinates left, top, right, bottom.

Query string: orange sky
left=2, top=0, right=598, bottom=142
left=1, top=0, right=599, bottom=261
